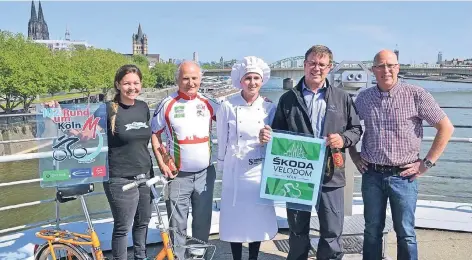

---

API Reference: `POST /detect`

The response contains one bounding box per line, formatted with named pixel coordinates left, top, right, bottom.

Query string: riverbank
left=401, top=76, right=472, bottom=83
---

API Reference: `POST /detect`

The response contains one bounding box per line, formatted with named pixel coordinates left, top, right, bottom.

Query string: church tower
left=65, top=26, right=70, bottom=41
left=28, top=1, right=49, bottom=40
left=132, top=24, right=148, bottom=55
left=394, top=44, right=400, bottom=62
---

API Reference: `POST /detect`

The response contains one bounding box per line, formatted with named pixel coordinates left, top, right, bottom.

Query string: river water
left=1, top=78, right=471, bottom=231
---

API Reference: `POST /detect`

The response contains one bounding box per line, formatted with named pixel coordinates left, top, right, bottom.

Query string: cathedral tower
left=132, top=24, right=148, bottom=55
left=28, top=1, right=49, bottom=40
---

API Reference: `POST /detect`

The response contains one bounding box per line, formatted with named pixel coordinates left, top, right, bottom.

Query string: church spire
left=137, top=23, right=143, bottom=39
left=38, top=1, right=44, bottom=21
left=65, top=25, right=70, bottom=41
left=30, top=1, right=37, bottom=21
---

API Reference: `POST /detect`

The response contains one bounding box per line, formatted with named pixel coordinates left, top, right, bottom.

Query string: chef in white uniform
left=216, top=56, right=278, bottom=260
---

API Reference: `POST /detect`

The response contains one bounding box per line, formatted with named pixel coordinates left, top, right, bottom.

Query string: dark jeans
left=230, top=242, right=261, bottom=260
left=362, top=168, right=418, bottom=260
left=286, top=187, right=344, bottom=260
left=103, top=176, right=153, bottom=260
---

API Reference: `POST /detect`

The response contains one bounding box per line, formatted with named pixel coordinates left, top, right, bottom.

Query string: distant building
left=126, top=24, right=162, bottom=67
left=33, top=27, right=92, bottom=51
left=193, top=52, right=199, bottom=63
left=132, top=24, right=148, bottom=55
left=34, top=39, right=92, bottom=51
left=394, top=45, right=399, bottom=62
left=65, top=26, right=70, bottom=41
left=28, top=1, right=49, bottom=40
left=437, top=52, right=443, bottom=65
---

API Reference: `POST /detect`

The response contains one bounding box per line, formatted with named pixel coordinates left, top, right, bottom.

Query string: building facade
left=28, top=1, right=49, bottom=40
left=437, top=52, right=443, bottom=65
left=34, top=39, right=92, bottom=51
left=394, top=47, right=400, bottom=62
left=132, top=24, right=148, bottom=55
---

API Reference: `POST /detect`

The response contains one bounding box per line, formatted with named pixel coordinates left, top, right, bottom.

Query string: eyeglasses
left=372, top=63, right=398, bottom=70
left=305, top=61, right=330, bottom=70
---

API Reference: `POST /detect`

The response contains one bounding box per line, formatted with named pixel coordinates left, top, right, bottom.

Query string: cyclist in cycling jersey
left=150, top=61, right=219, bottom=259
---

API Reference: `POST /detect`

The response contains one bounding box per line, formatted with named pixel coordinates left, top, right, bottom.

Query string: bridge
left=204, top=56, right=472, bottom=78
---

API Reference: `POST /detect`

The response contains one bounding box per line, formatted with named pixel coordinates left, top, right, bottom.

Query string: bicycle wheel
left=72, top=147, right=87, bottom=159
left=53, top=150, right=67, bottom=161
left=36, top=242, right=91, bottom=260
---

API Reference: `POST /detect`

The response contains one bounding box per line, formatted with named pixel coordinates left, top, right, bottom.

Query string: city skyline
left=1, top=1, right=471, bottom=64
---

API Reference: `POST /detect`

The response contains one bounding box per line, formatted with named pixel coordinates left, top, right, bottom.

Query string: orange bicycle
left=122, top=176, right=216, bottom=260
left=34, top=176, right=215, bottom=260
left=34, top=183, right=106, bottom=260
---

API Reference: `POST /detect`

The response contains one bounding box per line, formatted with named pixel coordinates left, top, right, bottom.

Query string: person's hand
left=326, top=133, right=344, bottom=149
left=259, top=125, right=272, bottom=144
left=43, top=100, right=60, bottom=108
left=159, top=162, right=177, bottom=179
left=400, top=159, right=427, bottom=180
left=78, top=128, right=95, bottom=141
left=350, top=150, right=368, bottom=174
left=65, top=126, right=94, bottom=141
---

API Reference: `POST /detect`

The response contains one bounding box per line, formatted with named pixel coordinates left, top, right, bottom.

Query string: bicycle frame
left=35, top=195, right=105, bottom=260
left=149, top=184, right=174, bottom=260
left=121, top=175, right=176, bottom=260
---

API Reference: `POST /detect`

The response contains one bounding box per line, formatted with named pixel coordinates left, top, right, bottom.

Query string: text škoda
left=273, top=157, right=313, bottom=177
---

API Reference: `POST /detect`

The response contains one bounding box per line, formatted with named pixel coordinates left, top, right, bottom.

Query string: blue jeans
left=361, top=168, right=418, bottom=260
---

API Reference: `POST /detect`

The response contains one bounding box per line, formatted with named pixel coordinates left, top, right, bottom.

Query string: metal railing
left=0, top=108, right=471, bottom=235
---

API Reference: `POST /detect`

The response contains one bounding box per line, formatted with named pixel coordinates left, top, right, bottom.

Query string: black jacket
left=271, top=77, right=362, bottom=187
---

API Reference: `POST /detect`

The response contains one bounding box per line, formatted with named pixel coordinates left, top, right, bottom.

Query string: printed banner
left=36, top=103, right=108, bottom=188
left=260, top=131, right=327, bottom=208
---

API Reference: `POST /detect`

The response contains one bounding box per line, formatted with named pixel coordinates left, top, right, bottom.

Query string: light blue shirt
left=302, top=81, right=327, bottom=138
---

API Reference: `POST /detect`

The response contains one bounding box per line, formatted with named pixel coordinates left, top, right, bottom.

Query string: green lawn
left=35, top=91, right=101, bottom=103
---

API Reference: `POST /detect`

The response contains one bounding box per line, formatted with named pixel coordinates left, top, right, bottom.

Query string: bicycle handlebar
left=122, top=176, right=169, bottom=191
left=146, top=176, right=167, bottom=187
left=122, top=179, right=147, bottom=191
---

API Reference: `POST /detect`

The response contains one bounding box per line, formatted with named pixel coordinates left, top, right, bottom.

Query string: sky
left=1, top=1, right=471, bottom=65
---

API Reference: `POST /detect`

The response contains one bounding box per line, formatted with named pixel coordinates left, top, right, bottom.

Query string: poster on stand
left=36, top=103, right=108, bottom=188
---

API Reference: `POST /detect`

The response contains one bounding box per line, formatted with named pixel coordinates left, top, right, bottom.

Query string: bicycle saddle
left=56, top=183, right=94, bottom=203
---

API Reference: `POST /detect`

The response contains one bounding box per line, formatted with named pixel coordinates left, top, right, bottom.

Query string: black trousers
left=230, top=242, right=261, bottom=260
left=103, top=176, right=153, bottom=260
left=286, top=186, right=345, bottom=260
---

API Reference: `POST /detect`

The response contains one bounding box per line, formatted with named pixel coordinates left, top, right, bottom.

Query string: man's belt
left=367, top=163, right=402, bottom=175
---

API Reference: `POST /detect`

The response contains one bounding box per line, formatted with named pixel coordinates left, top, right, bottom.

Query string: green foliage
left=128, top=55, right=157, bottom=88
left=0, top=31, right=50, bottom=112
left=201, top=63, right=222, bottom=69
left=130, top=54, right=149, bottom=68
left=150, top=63, right=177, bottom=88
left=0, top=31, right=175, bottom=113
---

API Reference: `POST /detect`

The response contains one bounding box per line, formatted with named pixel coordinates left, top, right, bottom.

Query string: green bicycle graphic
left=265, top=177, right=315, bottom=201
left=276, top=182, right=302, bottom=198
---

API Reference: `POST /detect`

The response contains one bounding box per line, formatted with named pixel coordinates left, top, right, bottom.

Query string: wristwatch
left=423, top=158, right=436, bottom=169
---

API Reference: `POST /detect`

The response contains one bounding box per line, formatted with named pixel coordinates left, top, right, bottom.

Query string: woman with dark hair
left=45, top=64, right=153, bottom=260
left=100, top=64, right=153, bottom=260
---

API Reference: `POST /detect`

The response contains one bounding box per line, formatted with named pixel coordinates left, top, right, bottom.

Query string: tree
left=0, top=30, right=159, bottom=113
left=45, top=50, right=71, bottom=97
left=16, top=38, right=51, bottom=111
left=0, top=32, right=49, bottom=112
left=131, top=54, right=149, bottom=68
left=150, top=63, right=177, bottom=88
